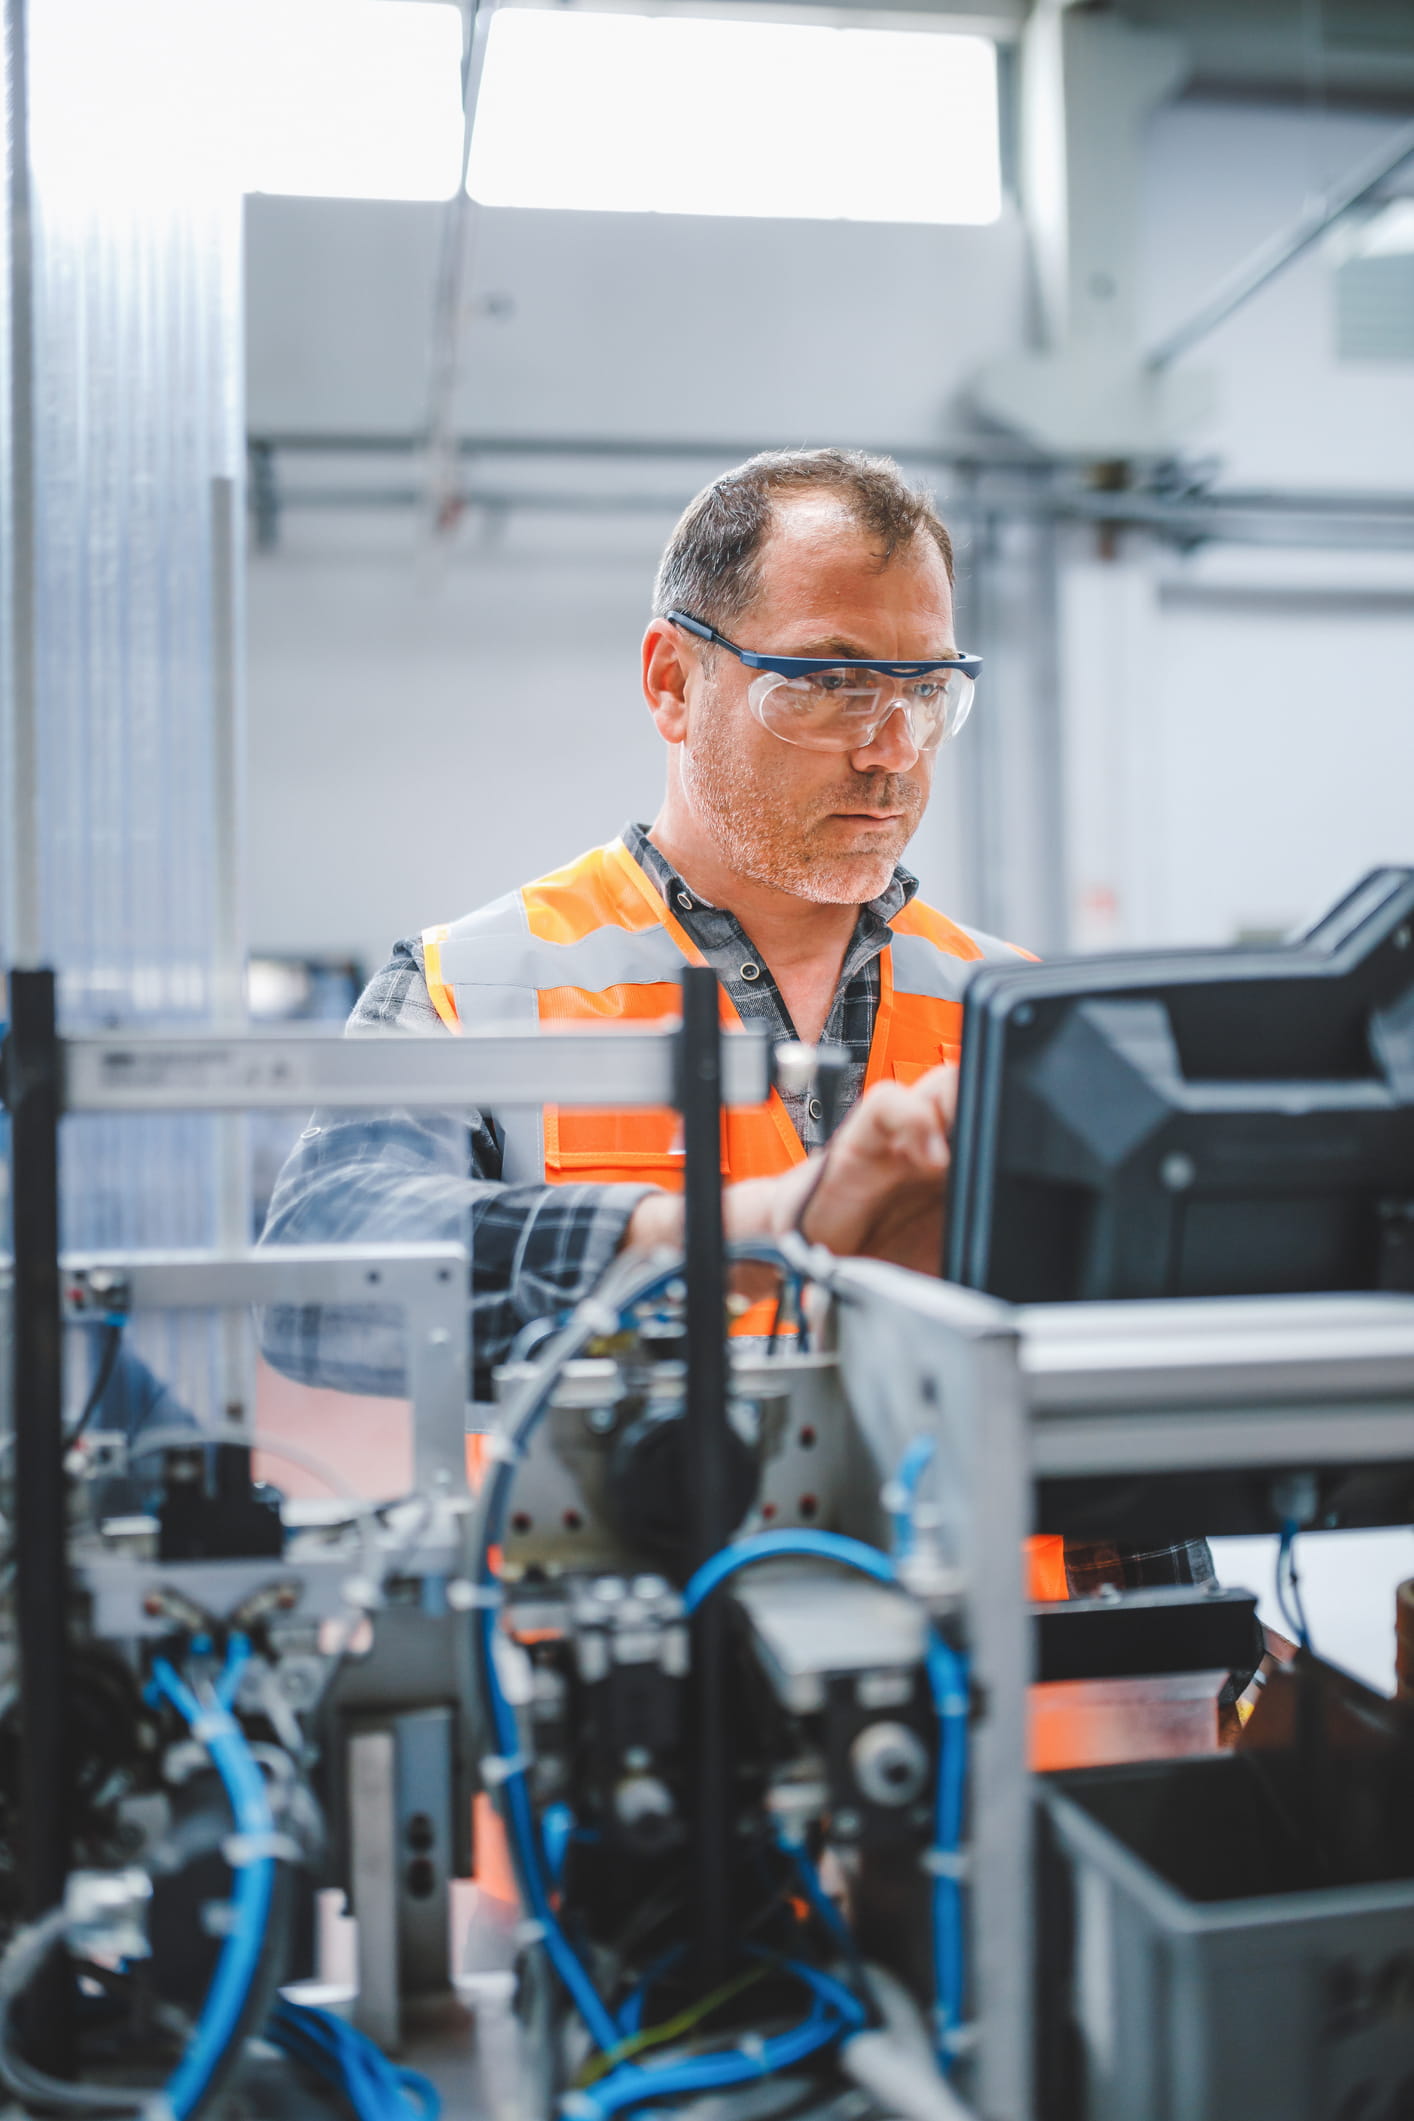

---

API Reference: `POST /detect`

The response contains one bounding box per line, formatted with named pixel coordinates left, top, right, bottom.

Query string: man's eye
left=809, top=669, right=854, bottom=695
left=907, top=680, right=943, bottom=702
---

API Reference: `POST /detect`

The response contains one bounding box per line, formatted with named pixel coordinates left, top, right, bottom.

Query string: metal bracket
left=61, top=1244, right=471, bottom=1490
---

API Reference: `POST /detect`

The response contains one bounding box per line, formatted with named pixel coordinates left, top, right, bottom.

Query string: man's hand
left=623, top=1064, right=957, bottom=1278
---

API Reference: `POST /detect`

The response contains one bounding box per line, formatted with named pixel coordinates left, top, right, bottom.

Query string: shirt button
left=807, top=1096, right=823, bottom=1122
left=676, top=890, right=693, bottom=910
left=740, top=962, right=761, bottom=982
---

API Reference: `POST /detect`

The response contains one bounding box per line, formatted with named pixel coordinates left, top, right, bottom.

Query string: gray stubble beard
left=679, top=695, right=922, bottom=907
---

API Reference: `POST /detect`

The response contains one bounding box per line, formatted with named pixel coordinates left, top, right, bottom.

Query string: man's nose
left=850, top=698, right=920, bottom=774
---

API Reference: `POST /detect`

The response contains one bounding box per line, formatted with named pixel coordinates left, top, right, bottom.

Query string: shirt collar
left=621, top=820, right=918, bottom=930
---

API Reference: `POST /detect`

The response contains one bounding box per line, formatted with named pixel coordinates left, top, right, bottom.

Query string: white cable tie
left=515, top=1918, right=547, bottom=1947
left=222, top=1830, right=301, bottom=1868
left=484, top=1432, right=521, bottom=1466
left=189, top=1712, right=234, bottom=1746
left=143, top=2097, right=177, bottom=2121
left=559, top=2094, right=596, bottom=2119
left=576, top=1299, right=618, bottom=1337
left=922, top=1846, right=970, bottom=1882
left=942, top=2020, right=979, bottom=2058
left=446, top=1579, right=500, bottom=1611
left=480, top=1752, right=529, bottom=1787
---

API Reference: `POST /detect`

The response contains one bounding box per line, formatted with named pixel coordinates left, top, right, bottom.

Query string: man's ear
left=642, top=619, right=691, bottom=743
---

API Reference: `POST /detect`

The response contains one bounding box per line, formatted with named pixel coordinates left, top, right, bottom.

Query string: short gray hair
left=652, top=447, right=955, bottom=631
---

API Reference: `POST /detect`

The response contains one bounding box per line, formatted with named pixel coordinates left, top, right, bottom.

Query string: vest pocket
left=542, top=1105, right=754, bottom=1184
left=890, top=1048, right=960, bottom=1087
left=543, top=1103, right=684, bottom=1178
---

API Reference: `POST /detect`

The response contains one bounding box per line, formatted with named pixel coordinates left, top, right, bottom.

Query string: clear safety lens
left=746, top=667, right=974, bottom=755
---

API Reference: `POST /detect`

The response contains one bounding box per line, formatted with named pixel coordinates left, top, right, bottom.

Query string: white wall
left=245, top=195, right=1033, bottom=446
left=1058, top=97, right=1414, bottom=950
left=247, top=513, right=670, bottom=973
left=245, top=96, right=1414, bottom=975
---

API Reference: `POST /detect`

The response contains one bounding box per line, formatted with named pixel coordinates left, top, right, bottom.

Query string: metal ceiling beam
left=1147, top=113, right=1414, bottom=370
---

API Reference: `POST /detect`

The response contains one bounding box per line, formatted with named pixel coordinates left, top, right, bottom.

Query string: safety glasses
left=669, top=609, right=979, bottom=756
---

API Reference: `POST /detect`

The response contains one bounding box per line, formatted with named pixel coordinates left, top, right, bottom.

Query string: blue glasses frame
left=668, top=609, right=982, bottom=684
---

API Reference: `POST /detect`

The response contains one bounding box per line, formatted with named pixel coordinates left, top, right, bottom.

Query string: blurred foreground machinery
left=3, top=870, right=1414, bottom=2120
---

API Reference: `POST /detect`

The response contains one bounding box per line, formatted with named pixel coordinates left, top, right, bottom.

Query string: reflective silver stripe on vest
left=889, top=932, right=979, bottom=1002
left=438, top=901, right=687, bottom=997
left=437, top=887, right=688, bottom=1184
left=888, top=925, right=1027, bottom=1001
left=952, top=922, right=1029, bottom=964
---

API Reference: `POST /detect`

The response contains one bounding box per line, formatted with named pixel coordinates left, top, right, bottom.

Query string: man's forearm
left=624, top=1176, right=798, bottom=1254
left=259, top=1106, right=653, bottom=1396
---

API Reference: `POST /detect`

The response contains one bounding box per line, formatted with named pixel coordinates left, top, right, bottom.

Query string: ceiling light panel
left=466, top=9, right=1002, bottom=225
left=241, top=0, right=465, bottom=202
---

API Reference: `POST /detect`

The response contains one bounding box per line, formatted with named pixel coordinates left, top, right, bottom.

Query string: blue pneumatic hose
left=926, top=1634, right=969, bottom=2058
left=574, top=1957, right=865, bottom=2121
left=681, top=1529, right=898, bottom=1612
left=472, top=1266, right=691, bottom=2055
left=270, top=1997, right=440, bottom=2121
left=889, top=1437, right=937, bottom=1561
left=473, top=1265, right=869, bottom=2083
left=682, top=1527, right=970, bottom=2073
left=149, top=1646, right=277, bottom=2120
left=478, top=1600, right=621, bottom=2051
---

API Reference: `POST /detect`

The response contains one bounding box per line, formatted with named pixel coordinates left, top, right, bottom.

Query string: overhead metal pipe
left=247, top=428, right=1051, bottom=469
left=253, top=476, right=1414, bottom=552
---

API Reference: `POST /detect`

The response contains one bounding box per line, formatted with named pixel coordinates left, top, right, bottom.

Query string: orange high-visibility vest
left=427, top=836, right=1064, bottom=1599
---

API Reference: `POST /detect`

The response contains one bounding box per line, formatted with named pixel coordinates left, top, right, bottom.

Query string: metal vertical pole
left=679, top=966, right=732, bottom=1981
left=1029, top=505, right=1070, bottom=955
left=3, top=0, right=41, bottom=967
left=210, top=474, right=251, bottom=1424
left=957, top=484, right=1008, bottom=941
left=5, top=971, right=71, bottom=2067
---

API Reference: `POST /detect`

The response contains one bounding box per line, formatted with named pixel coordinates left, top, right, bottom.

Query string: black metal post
left=5, top=971, right=72, bottom=2066
left=679, top=967, right=732, bottom=1983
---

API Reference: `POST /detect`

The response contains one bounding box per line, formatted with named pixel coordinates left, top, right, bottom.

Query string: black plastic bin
left=1038, top=1749, right=1414, bottom=2121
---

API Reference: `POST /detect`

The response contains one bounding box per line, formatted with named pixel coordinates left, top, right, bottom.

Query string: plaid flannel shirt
left=258, top=822, right=1213, bottom=1594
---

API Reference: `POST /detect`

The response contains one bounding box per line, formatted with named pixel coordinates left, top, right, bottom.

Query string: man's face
left=668, top=497, right=957, bottom=904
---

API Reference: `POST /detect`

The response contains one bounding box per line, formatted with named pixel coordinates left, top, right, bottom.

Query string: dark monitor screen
left=944, top=868, right=1414, bottom=1306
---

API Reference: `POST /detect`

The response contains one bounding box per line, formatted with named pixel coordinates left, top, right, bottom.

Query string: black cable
left=69, top=1323, right=125, bottom=1442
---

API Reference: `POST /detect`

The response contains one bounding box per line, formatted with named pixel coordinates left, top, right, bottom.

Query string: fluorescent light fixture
left=240, top=0, right=466, bottom=202
left=466, top=10, right=1002, bottom=225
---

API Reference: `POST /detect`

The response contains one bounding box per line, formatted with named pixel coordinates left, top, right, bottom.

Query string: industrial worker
left=263, top=447, right=1212, bottom=1597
